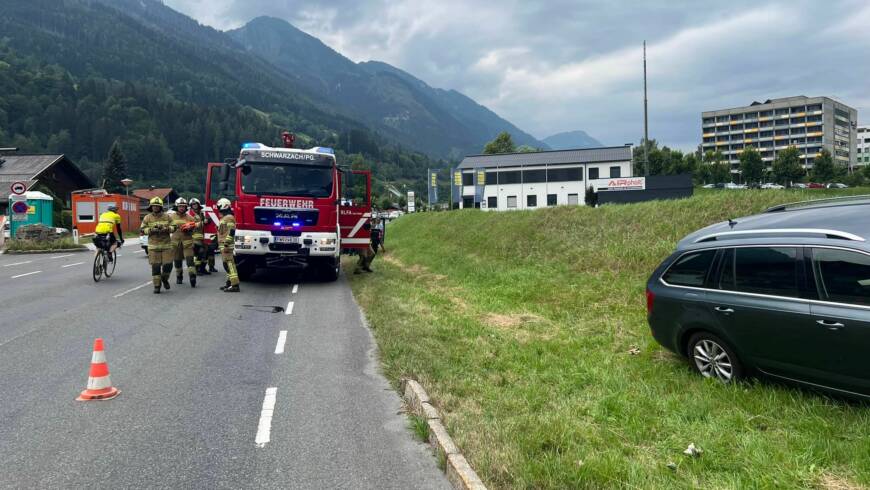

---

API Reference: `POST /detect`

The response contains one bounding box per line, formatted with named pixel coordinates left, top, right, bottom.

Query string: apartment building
left=857, top=125, right=870, bottom=167
left=701, top=96, right=857, bottom=174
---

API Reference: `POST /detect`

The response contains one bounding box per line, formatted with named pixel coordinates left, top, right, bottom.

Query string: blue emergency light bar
left=313, top=147, right=334, bottom=154
left=241, top=142, right=262, bottom=149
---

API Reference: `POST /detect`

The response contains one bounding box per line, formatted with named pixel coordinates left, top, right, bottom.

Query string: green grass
left=409, top=414, right=431, bottom=443
left=348, top=188, right=870, bottom=489
left=4, top=237, right=85, bottom=251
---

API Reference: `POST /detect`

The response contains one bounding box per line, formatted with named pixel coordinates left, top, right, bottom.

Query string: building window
left=461, top=172, right=473, bottom=186
left=522, top=169, right=546, bottom=183
left=609, top=166, right=621, bottom=178
left=589, top=168, right=599, bottom=180
left=547, top=167, right=582, bottom=182
left=507, top=196, right=517, bottom=208
left=527, top=195, right=537, bottom=207
left=499, top=170, right=521, bottom=184
left=567, top=193, right=579, bottom=205
left=485, top=171, right=498, bottom=185
left=462, top=197, right=474, bottom=208
left=547, top=194, right=557, bottom=206
left=75, top=201, right=95, bottom=222
left=487, top=196, right=497, bottom=208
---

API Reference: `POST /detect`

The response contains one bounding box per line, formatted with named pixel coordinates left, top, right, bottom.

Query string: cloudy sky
left=164, top=0, right=870, bottom=150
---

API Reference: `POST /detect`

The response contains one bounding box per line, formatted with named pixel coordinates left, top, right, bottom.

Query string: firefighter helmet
left=175, top=197, right=188, bottom=207
left=216, top=198, right=232, bottom=211
left=189, top=197, right=201, bottom=207
left=149, top=197, right=164, bottom=208
left=107, top=205, right=118, bottom=212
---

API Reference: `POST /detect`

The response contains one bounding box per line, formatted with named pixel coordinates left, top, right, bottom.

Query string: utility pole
left=643, top=40, right=649, bottom=177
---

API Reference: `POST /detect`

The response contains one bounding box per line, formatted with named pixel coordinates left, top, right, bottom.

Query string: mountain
left=0, top=0, right=436, bottom=195
left=227, top=16, right=545, bottom=159
left=542, top=130, right=604, bottom=150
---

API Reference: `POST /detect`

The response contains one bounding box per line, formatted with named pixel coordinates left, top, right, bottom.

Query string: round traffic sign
left=10, top=181, right=26, bottom=195
left=11, top=200, right=28, bottom=214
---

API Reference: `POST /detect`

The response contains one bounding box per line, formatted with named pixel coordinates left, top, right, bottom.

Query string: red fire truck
left=202, top=133, right=371, bottom=281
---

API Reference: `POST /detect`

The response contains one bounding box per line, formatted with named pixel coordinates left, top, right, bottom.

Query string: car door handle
left=714, top=306, right=734, bottom=314
left=816, top=320, right=845, bottom=331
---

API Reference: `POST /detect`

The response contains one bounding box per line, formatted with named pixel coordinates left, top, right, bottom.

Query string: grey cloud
left=165, top=0, right=870, bottom=151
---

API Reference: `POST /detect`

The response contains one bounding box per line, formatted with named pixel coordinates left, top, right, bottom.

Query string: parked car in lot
left=724, top=182, right=746, bottom=189
left=807, top=182, right=826, bottom=189
left=827, top=183, right=849, bottom=189
left=140, top=233, right=148, bottom=254
left=793, top=183, right=808, bottom=189
left=760, top=183, right=785, bottom=189
left=647, top=195, right=870, bottom=399
left=702, top=183, right=717, bottom=189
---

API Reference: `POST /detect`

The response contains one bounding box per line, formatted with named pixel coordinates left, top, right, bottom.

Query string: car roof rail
left=765, top=194, right=870, bottom=213
left=694, top=228, right=866, bottom=243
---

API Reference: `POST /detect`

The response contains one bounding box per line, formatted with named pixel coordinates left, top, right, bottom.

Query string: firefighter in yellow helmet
left=216, top=198, right=240, bottom=292
left=188, top=198, right=208, bottom=275
left=170, top=197, right=198, bottom=287
left=139, top=197, right=176, bottom=293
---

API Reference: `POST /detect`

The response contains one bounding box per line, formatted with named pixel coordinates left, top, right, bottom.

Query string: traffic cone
left=76, top=338, right=120, bottom=401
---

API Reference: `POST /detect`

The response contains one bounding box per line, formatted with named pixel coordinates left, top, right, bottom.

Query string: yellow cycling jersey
left=95, top=211, right=121, bottom=235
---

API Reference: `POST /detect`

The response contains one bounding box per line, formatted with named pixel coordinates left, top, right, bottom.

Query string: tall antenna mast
left=643, top=40, right=649, bottom=176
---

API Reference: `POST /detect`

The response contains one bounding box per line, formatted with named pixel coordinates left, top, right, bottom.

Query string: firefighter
left=140, top=197, right=176, bottom=294
left=170, top=197, right=197, bottom=287
left=354, top=220, right=375, bottom=274
left=188, top=198, right=208, bottom=275
left=216, top=198, right=240, bottom=292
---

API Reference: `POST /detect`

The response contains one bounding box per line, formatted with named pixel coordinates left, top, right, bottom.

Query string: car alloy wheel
left=688, top=332, right=743, bottom=382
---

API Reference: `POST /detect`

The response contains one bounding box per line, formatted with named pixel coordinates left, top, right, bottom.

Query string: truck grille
left=254, top=208, right=319, bottom=227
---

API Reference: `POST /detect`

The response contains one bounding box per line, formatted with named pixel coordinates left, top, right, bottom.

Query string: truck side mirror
left=219, top=164, right=231, bottom=191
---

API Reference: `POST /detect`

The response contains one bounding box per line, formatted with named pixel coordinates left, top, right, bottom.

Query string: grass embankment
left=349, top=189, right=870, bottom=489
left=4, top=237, right=85, bottom=252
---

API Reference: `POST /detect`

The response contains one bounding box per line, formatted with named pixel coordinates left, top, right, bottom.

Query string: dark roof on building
left=457, top=146, right=633, bottom=170
left=132, top=188, right=176, bottom=201
left=0, top=154, right=93, bottom=203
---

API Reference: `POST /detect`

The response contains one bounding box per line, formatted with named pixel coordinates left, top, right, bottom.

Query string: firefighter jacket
left=170, top=211, right=196, bottom=243
left=140, top=211, right=176, bottom=251
left=188, top=210, right=205, bottom=241
left=218, top=213, right=236, bottom=251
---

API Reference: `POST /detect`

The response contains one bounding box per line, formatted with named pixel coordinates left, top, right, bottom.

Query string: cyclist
left=94, top=205, right=124, bottom=261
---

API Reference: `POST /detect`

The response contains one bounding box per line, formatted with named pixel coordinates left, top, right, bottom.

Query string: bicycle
left=93, top=241, right=118, bottom=282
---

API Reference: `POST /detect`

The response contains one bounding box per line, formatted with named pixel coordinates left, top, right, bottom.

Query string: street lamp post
left=121, top=178, right=133, bottom=196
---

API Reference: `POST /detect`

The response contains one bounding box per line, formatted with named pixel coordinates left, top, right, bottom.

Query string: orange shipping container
left=71, top=190, right=141, bottom=236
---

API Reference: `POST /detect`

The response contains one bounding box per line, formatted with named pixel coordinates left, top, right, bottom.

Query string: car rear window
left=721, top=247, right=799, bottom=297
left=662, top=250, right=716, bottom=287
left=813, top=248, right=870, bottom=306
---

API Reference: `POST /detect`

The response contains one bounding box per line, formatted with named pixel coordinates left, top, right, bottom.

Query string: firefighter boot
left=224, top=285, right=240, bottom=293
left=190, top=276, right=197, bottom=288
left=219, top=280, right=231, bottom=291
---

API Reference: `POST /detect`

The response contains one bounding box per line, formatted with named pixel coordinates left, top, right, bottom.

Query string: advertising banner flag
left=427, top=169, right=438, bottom=205
left=474, top=168, right=486, bottom=204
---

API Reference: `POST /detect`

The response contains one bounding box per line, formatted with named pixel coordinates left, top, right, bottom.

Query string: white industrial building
left=454, top=146, right=634, bottom=211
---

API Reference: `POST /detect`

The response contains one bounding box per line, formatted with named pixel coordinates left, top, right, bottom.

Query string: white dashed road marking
left=291, top=284, right=298, bottom=294
left=62, top=262, right=85, bottom=268
left=113, top=282, right=152, bottom=298
left=285, top=301, right=294, bottom=315
left=49, top=254, right=74, bottom=259
left=11, top=271, right=41, bottom=279
left=2, top=261, right=32, bottom=267
left=274, top=330, right=287, bottom=354
left=255, top=387, right=278, bottom=448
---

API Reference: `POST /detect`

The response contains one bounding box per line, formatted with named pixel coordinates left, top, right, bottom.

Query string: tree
left=379, top=197, right=392, bottom=210
left=739, top=147, right=764, bottom=185
left=483, top=131, right=516, bottom=154
left=771, top=146, right=804, bottom=187
left=516, top=145, right=538, bottom=153
left=703, top=150, right=731, bottom=183
left=102, top=139, right=128, bottom=193
left=810, top=149, right=838, bottom=182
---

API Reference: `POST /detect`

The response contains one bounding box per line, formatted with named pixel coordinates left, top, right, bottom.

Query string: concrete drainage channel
left=402, top=379, right=487, bottom=490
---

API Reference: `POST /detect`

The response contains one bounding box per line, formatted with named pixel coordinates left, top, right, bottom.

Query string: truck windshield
left=240, top=163, right=333, bottom=198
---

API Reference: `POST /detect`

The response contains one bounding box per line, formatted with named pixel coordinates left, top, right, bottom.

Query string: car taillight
left=645, top=288, right=655, bottom=315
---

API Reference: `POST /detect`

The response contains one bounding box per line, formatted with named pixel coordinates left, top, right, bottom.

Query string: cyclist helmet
left=149, top=197, right=164, bottom=208
left=107, top=205, right=118, bottom=212
left=189, top=197, right=201, bottom=207
left=175, top=197, right=188, bottom=207
left=216, top=198, right=232, bottom=212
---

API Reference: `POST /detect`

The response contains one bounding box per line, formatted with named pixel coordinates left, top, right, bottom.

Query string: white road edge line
left=291, top=284, right=298, bottom=294
left=2, top=261, right=33, bottom=267
left=50, top=254, right=74, bottom=259
left=133, top=250, right=145, bottom=254
left=274, top=330, right=288, bottom=354
left=285, top=301, right=294, bottom=315
left=114, top=281, right=152, bottom=298
left=255, top=387, right=278, bottom=447
left=11, top=271, right=41, bottom=279
left=62, top=262, right=85, bottom=268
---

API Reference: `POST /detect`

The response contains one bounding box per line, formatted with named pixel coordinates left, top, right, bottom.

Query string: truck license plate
left=274, top=236, right=298, bottom=244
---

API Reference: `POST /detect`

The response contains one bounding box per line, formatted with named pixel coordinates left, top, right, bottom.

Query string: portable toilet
left=8, top=191, right=54, bottom=238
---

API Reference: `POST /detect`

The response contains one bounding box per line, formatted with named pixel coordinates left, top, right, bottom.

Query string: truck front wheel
left=320, top=257, right=340, bottom=282
left=236, top=257, right=257, bottom=281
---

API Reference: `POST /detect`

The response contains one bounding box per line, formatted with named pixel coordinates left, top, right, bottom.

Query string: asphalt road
left=0, top=243, right=448, bottom=489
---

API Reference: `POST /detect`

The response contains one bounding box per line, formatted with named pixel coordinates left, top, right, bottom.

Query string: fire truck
left=202, top=133, right=372, bottom=281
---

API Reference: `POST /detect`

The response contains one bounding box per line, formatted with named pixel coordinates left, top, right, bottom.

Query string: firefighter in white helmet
left=188, top=198, right=208, bottom=275
left=170, top=197, right=198, bottom=287
left=216, top=198, right=240, bottom=292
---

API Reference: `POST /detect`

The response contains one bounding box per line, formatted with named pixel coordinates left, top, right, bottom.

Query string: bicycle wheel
left=105, top=249, right=117, bottom=278
left=93, top=251, right=104, bottom=282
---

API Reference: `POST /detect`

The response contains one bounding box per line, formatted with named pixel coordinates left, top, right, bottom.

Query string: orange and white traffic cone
left=76, top=338, right=120, bottom=401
